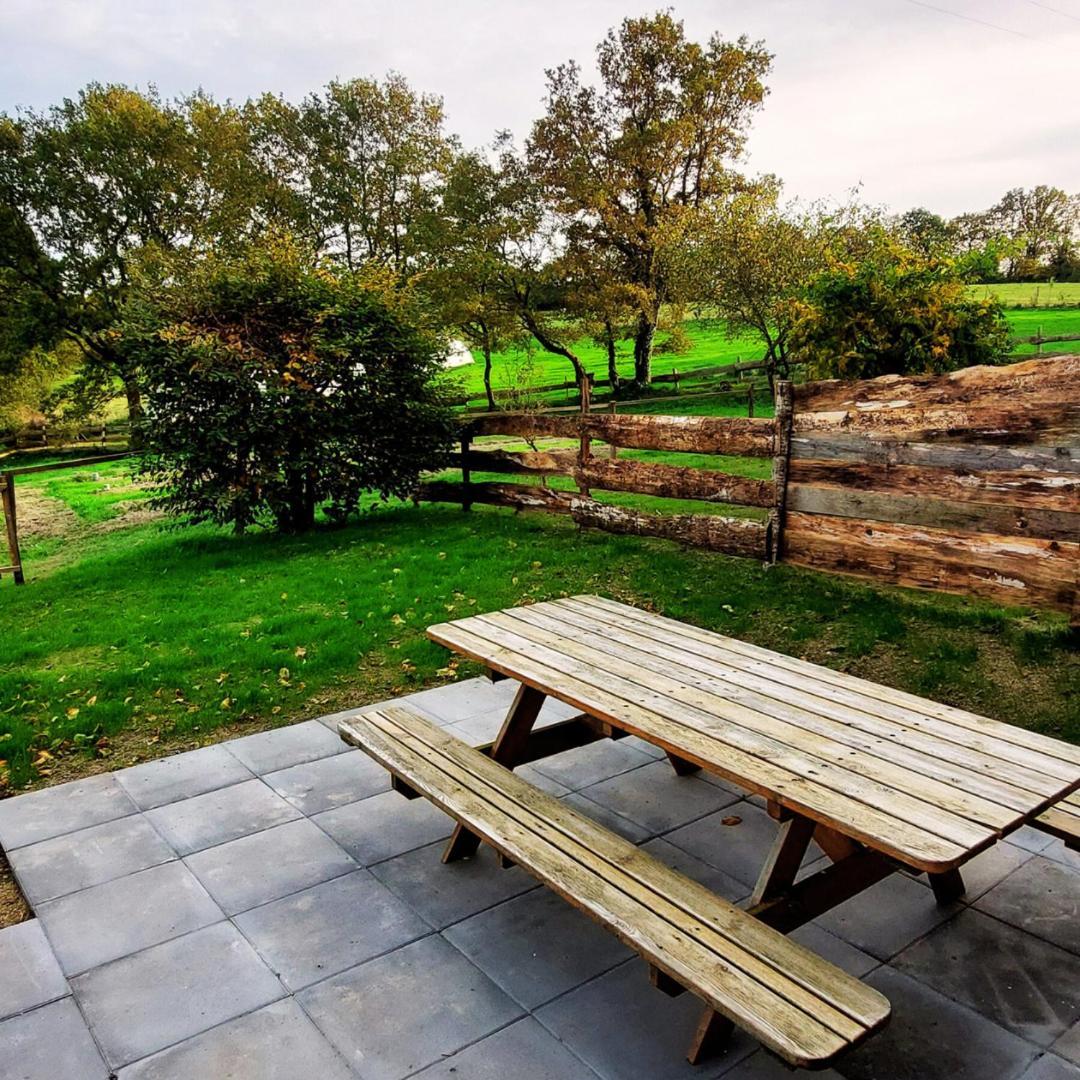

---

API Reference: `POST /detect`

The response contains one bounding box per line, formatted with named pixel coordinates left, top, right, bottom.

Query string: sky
left=1, top=0, right=1077, bottom=218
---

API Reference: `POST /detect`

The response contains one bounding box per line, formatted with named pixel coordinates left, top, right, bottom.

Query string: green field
left=967, top=282, right=1080, bottom=308
left=1, top=454, right=1076, bottom=793
left=449, top=308, right=1080, bottom=403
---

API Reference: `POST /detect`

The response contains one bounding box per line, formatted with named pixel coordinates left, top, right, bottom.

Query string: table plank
left=427, top=596, right=1080, bottom=873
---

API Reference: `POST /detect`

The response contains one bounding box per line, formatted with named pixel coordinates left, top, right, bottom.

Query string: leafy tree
left=126, top=236, right=456, bottom=532
left=990, top=186, right=1078, bottom=277
left=424, top=150, right=523, bottom=409
left=690, top=181, right=823, bottom=383
left=788, top=235, right=1010, bottom=380
left=0, top=85, right=199, bottom=438
left=527, top=12, right=771, bottom=387
left=897, top=207, right=952, bottom=257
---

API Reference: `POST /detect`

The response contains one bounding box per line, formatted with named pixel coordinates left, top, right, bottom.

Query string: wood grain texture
left=783, top=512, right=1078, bottom=613
left=788, top=460, right=1080, bottom=512
left=340, top=706, right=891, bottom=1067
left=576, top=458, right=774, bottom=507
left=787, top=484, right=1079, bottom=542
left=793, top=355, right=1080, bottom=446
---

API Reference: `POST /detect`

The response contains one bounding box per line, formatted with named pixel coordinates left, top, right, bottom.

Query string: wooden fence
left=422, top=353, right=1079, bottom=621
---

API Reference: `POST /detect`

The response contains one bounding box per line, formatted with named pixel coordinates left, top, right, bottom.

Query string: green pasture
left=967, top=282, right=1080, bottom=308
left=1, top=453, right=1076, bottom=792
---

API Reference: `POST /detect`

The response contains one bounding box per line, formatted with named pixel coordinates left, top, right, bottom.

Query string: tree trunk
left=604, top=320, right=621, bottom=394
left=633, top=314, right=655, bottom=388
left=122, top=370, right=146, bottom=450
left=482, top=331, right=496, bottom=412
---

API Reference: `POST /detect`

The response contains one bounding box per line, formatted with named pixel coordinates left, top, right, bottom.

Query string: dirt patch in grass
left=11, top=486, right=79, bottom=541
left=0, top=847, right=30, bottom=928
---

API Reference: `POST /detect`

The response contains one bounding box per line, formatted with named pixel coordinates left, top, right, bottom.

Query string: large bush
left=126, top=237, right=456, bottom=532
left=789, top=240, right=1010, bottom=380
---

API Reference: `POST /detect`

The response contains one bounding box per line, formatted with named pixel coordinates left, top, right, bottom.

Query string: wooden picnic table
left=427, top=594, right=1080, bottom=913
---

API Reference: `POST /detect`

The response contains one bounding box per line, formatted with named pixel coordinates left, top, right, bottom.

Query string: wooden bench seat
left=339, top=706, right=890, bottom=1069
left=1035, top=791, right=1080, bottom=851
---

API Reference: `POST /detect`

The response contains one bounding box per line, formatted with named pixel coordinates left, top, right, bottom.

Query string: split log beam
left=576, top=458, right=774, bottom=507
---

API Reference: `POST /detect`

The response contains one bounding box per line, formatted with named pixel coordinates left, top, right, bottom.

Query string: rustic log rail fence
left=422, top=354, right=1079, bottom=623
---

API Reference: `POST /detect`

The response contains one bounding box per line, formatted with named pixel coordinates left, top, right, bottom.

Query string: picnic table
left=341, top=595, right=1080, bottom=1068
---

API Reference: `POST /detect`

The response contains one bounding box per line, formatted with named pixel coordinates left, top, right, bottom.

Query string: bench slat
left=1035, top=791, right=1080, bottom=849
left=341, top=707, right=889, bottom=1068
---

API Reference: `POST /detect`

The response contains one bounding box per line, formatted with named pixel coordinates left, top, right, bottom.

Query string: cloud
left=2, top=0, right=1077, bottom=216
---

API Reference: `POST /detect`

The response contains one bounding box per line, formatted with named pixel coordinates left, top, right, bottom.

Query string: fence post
left=608, top=401, right=618, bottom=460
left=1, top=471, right=24, bottom=585
left=747, top=384, right=755, bottom=418
left=460, top=430, right=472, bottom=513
left=768, top=381, right=794, bottom=565
left=673, top=368, right=680, bottom=394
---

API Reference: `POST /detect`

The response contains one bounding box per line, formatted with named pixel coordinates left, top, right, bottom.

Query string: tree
left=897, top=207, right=952, bottom=257
left=424, top=150, right=522, bottom=409
left=690, top=181, right=823, bottom=384
left=0, top=85, right=199, bottom=439
left=788, top=235, right=1010, bottom=380
left=527, top=12, right=770, bottom=387
left=990, top=186, right=1078, bottom=276
left=126, top=235, right=456, bottom=532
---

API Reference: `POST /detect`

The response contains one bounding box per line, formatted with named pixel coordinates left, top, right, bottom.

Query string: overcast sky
left=1, top=0, right=1077, bottom=217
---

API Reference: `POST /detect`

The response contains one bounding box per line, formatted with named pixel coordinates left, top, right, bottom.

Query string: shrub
left=789, top=240, right=1011, bottom=380
left=126, top=236, right=456, bottom=532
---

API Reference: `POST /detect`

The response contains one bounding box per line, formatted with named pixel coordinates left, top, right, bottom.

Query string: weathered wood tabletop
left=427, top=595, right=1080, bottom=880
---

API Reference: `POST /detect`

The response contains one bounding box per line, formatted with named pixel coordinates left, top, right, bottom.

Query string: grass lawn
left=1, top=455, right=1076, bottom=793
left=968, top=282, right=1080, bottom=308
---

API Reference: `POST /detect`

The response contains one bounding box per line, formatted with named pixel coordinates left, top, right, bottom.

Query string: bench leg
left=687, top=1007, right=734, bottom=1065
left=442, top=683, right=547, bottom=864
left=929, top=867, right=965, bottom=904
left=751, top=815, right=817, bottom=906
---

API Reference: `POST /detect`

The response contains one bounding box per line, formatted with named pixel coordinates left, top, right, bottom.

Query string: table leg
left=687, top=1008, right=734, bottom=1065
left=750, top=815, right=817, bottom=906
left=665, top=751, right=701, bottom=776
left=929, top=867, right=965, bottom=904
left=442, top=683, right=547, bottom=863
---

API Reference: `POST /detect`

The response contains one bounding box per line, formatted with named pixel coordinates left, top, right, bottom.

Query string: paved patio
left=0, top=676, right=1077, bottom=1080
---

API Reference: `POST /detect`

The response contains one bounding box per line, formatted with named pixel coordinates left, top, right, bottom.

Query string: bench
left=339, top=706, right=890, bottom=1069
left=1035, top=791, right=1080, bottom=851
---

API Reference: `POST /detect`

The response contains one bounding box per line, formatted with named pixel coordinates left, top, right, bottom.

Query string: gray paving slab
left=948, top=838, right=1034, bottom=902
left=837, top=966, right=1038, bottom=1080
left=146, top=778, right=301, bottom=855
left=321, top=694, right=443, bottom=730
left=0, top=997, right=110, bottom=1080
left=234, top=869, right=428, bottom=990
left=444, top=886, right=633, bottom=1010
left=1019, top=1055, right=1080, bottom=1080
left=401, top=676, right=519, bottom=724
left=226, top=719, right=349, bottom=775
left=298, top=934, right=523, bottom=1080
left=370, top=840, right=539, bottom=929
left=414, top=1016, right=600, bottom=1079
left=1042, top=839, right=1080, bottom=874
left=536, top=958, right=757, bottom=1080
left=528, top=737, right=654, bottom=791
left=313, top=787, right=453, bottom=865
left=184, top=817, right=356, bottom=915
left=1055, top=1022, right=1080, bottom=1067
left=894, top=907, right=1080, bottom=1046
left=115, top=744, right=253, bottom=810
left=516, top=761, right=572, bottom=796
left=724, top=1049, right=844, bottom=1079
left=37, top=860, right=223, bottom=974
left=814, top=869, right=961, bottom=961
left=976, top=856, right=1080, bottom=956
left=116, top=997, right=356, bottom=1080
left=444, top=710, right=508, bottom=746
left=0, top=772, right=135, bottom=851
left=788, top=921, right=880, bottom=978
left=560, top=790, right=654, bottom=843
left=9, top=813, right=175, bottom=905
left=663, top=800, right=814, bottom=888
left=577, top=757, right=741, bottom=834
left=72, top=921, right=285, bottom=1069
left=1007, top=825, right=1059, bottom=855
left=639, top=836, right=749, bottom=902
left=262, top=748, right=389, bottom=814
left=0, top=920, right=69, bottom=1020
